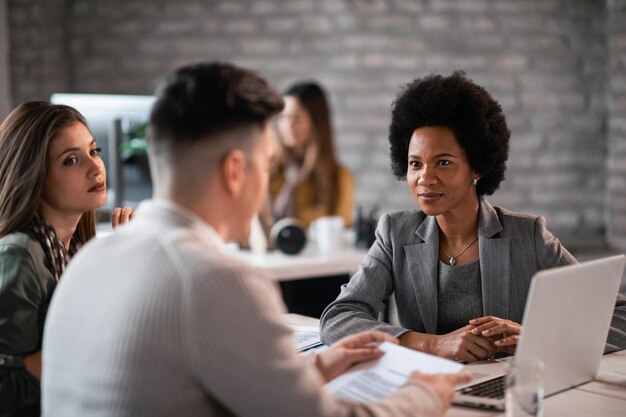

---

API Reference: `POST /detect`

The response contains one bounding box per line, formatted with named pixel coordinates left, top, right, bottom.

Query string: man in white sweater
left=42, top=62, right=468, bottom=417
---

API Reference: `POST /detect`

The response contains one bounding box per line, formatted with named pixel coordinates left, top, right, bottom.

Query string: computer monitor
left=50, top=93, right=156, bottom=208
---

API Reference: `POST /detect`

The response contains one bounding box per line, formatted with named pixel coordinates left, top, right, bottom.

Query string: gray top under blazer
left=320, top=199, right=626, bottom=352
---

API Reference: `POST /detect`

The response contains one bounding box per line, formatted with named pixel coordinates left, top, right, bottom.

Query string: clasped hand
left=430, top=316, right=522, bottom=363
left=469, top=315, right=521, bottom=356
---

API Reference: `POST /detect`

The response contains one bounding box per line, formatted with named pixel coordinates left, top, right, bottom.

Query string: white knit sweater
left=42, top=200, right=442, bottom=417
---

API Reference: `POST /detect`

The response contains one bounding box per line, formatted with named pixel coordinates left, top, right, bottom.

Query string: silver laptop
left=453, top=254, right=626, bottom=411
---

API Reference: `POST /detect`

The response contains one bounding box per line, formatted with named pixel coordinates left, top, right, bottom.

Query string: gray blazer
left=321, top=199, right=626, bottom=352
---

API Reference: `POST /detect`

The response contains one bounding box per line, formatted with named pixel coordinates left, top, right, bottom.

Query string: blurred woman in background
left=268, top=82, right=355, bottom=318
left=271, top=81, right=354, bottom=228
left=0, top=102, right=131, bottom=416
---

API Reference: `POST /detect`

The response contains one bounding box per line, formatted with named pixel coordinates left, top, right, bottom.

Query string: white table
left=285, top=315, right=626, bottom=416
left=576, top=349, right=626, bottom=401
left=233, top=246, right=368, bottom=282
left=439, top=351, right=626, bottom=416
left=285, top=313, right=323, bottom=328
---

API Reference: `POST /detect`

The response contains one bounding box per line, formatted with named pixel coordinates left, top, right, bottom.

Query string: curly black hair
left=388, top=71, right=510, bottom=196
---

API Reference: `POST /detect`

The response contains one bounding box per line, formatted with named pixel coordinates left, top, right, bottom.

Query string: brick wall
left=608, top=0, right=626, bottom=249
left=9, top=0, right=68, bottom=105
left=6, top=0, right=623, bottom=245
left=0, top=0, right=12, bottom=119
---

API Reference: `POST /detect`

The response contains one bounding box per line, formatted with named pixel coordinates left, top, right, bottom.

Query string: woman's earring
left=472, top=178, right=478, bottom=186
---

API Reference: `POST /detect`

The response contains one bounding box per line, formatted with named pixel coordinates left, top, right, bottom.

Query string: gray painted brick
left=225, top=18, right=260, bottom=34
left=391, top=0, right=426, bottom=13
left=431, top=0, right=490, bottom=13
left=5, top=0, right=624, bottom=246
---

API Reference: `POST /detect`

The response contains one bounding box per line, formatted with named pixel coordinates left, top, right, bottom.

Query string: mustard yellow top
left=270, top=166, right=354, bottom=228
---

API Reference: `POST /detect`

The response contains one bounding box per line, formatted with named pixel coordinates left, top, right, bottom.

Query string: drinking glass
left=505, top=358, right=544, bottom=417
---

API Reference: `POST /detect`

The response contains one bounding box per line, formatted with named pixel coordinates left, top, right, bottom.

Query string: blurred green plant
left=120, top=122, right=148, bottom=155
left=120, top=122, right=150, bottom=180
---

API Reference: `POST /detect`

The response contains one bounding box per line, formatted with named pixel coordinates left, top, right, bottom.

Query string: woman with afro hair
left=320, top=71, right=626, bottom=362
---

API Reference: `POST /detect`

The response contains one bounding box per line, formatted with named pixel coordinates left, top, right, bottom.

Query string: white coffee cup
left=310, top=216, right=344, bottom=252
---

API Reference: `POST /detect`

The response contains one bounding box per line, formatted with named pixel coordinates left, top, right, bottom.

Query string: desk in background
left=235, top=247, right=368, bottom=318
left=233, top=247, right=368, bottom=281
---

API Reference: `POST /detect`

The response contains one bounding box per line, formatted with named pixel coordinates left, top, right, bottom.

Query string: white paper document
left=326, top=341, right=464, bottom=403
left=291, top=325, right=324, bottom=352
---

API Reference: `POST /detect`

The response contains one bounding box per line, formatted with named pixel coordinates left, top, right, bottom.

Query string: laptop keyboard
left=458, top=375, right=506, bottom=399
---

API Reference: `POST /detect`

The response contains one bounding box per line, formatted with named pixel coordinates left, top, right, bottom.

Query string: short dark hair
left=149, top=62, right=284, bottom=143
left=388, top=71, right=510, bottom=196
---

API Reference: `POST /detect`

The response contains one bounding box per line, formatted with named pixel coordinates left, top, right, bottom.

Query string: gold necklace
left=441, top=236, right=478, bottom=266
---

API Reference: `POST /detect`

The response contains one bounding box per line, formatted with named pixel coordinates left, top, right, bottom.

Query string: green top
left=0, top=229, right=56, bottom=416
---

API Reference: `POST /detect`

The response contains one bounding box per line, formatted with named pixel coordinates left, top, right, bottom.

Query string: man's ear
left=220, top=149, right=247, bottom=197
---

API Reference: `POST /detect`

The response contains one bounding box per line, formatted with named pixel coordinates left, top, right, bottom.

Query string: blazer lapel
left=404, top=216, right=440, bottom=334
left=479, top=200, right=510, bottom=319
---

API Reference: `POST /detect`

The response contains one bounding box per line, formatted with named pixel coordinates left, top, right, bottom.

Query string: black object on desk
left=354, top=206, right=378, bottom=249
left=272, top=217, right=353, bottom=318
left=270, top=218, right=307, bottom=255
left=280, top=274, right=350, bottom=319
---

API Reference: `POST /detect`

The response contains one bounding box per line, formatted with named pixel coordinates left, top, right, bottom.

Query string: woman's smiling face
left=406, top=126, right=479, bottom=217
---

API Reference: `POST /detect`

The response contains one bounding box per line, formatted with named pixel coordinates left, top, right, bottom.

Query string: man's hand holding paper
left=325, top=340, right=470, bottom=407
